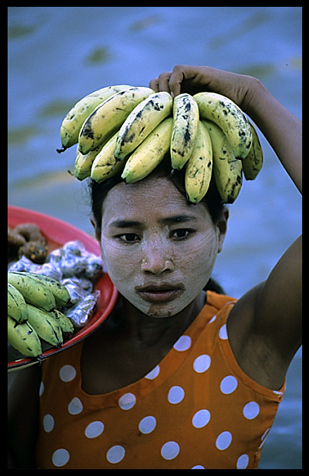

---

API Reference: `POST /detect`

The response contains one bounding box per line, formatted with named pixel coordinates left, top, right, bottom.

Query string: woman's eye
left=171, top=229, right=193, bottom=240
left=118, top=233, right=140, bottom=243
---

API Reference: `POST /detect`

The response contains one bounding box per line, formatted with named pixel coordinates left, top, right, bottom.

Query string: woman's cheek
left=100, top=237, right=138, bottom=284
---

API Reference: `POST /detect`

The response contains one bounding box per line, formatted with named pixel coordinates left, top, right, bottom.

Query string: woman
left=8, top=65, right=301, bottom=469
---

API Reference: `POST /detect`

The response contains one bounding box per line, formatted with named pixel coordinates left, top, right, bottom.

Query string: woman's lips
left=135, top=283, right=185, bottom=303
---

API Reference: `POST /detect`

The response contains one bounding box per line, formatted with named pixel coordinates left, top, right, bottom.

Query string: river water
left=8, top=7, right=302, bottom=469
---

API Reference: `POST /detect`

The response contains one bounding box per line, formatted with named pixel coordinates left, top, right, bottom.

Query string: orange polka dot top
left=36, top=291, right=285, bottom=469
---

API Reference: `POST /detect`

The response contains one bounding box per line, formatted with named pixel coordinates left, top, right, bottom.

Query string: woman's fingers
left=149, top=65, right=198, bottom=97
left=149, top=71, right=173, bottom=94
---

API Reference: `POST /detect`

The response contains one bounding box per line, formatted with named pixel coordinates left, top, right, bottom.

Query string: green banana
left=8, top=315, right=42, bottom=358
left=91, top=131, right=125, bottom=183
left=8, top=283, right=28, bottom=323
left=58, top=85, right=132, bottom=151
left=26, top=304, right=63, bottom=347
left=8, top=272, right=56, bottom=312
left=49, top=309, right=75, bottom=338
left=194, top=92, right=252, bottom=159
left=114, top=91, right=173, bottom=160
left=185, top=121, right=213, bottom=204
left=170, top=93, right=200, bottom=170
left=78, top=87, right=154, bottom=155
left=24, top=272, right=71, bottom=307
left=203, top=120, right=243, bottom=203
left=121, top=117, right=173, bottom=184
left=242, top=122, right=263, bottom=180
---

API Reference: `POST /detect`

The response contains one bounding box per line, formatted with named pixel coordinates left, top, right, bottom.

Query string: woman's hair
left=88, top=157, right=226, bottom=294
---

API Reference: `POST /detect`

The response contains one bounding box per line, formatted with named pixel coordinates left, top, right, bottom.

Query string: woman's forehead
left=101, top=175, right=210, bottom=225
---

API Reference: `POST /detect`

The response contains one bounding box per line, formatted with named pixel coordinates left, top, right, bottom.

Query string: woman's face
left=98, top=175, right=227, bottom=318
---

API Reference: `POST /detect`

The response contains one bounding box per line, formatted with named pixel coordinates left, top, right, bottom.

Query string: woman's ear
left=90, top=214, right=101, bottom=242
left=216, top=206, right=229, bottom=253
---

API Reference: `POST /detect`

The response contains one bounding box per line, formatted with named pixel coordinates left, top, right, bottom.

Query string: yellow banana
left=74, top=146, right=102, bottom=181
left=58, top=85, right=132, bottom=152
left=8, top=272, right=56, bottom=312
left=203, top=120, right=243, bottom=204
left=242, top=122, right=263, bottom=180
left=121, top=117, right=173, bottom=184
left=194, top=92, right=252, bottom=159
left=8, top=283, right=28, bottom=323
left=78, top=87, right=154, bottom=155
left=49, top=309, right=75, bottom=338
left=114, top=91, right=173, bottom=160
left=25, top=272, right=71, bottom=307
left=26, top=304, right=63, bottom=347
left=74, top=131, right=116, bottom=180
left=91, top=131, right=125, bottom=182
left=185, top=121, right=213, bottom=203
left=8, top=315, right=42, bottom=358
left=170, top=93, right=200, bottom=170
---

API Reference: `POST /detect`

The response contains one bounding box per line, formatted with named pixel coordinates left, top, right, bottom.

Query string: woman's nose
left=141, top=239, right=174, bottom=275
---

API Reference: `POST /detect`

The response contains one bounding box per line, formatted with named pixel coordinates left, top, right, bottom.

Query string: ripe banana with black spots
left=185, top=121, right=213, bottom=204
left=74, top=130, right=118, bottom=180
left=121, top=117, right=173, bottom=184
left=114, top=91, right=173, bottom=160
left=203, top=119, right=243, bottom=203
left=74, top=145, right=104, bottom=181
left=24, top=272, right=71, bottom=307
left=8, top=283, right=28, bottom=323
left=91, top=131, right=125, bottom=183
left=242, top=122, right=263, bottom=180
left=8, top=315, right=42, bottom=358
left=57, top=85, right=262, bottom=204
left=194, top=92, right=252, bottom=159
left=58, top=85, right=132, bottom=152
left=170, top=93, right=199, bottom=170
left=26, top=304, right=63, bottom=347
left=78, top=87, right=154, bottom=155
left=8, top=272, right=56, bottom=311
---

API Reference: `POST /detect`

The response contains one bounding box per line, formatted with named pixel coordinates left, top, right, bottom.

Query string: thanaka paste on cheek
left=98, top=175, right=223, bottom=319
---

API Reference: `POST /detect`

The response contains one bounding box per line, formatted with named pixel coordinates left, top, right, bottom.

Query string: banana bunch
left=58, top=85, right=263, bottom=204
left=8, top=271, right=74, bottom=359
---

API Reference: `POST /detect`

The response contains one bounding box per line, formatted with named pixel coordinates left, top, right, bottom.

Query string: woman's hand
left=149, top=64, right=257, bottom=112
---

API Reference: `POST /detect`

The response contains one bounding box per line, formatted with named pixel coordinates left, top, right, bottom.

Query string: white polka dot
left=191, top=465, right=205, bottom=469
left=145, top=365, right=160, bottom=380
left=59, top=365, right=76, bottom=382
left=173, top=335, right=191, bottom=351
left=118, top=392, right=136, bottom=410
left=85, top=420, right=104, bottom=438
left=43, top=414, right=54, bottom=433
left=161, top=441, right=180, bottom=460
left=209, top=314, right=217, bottom=324
left=243, top=401, right=260, bottom=420
left=138, top=415, right=157, bottom=434
left=106, top=445, right=125, bottom=464
left=168, top=385, right=185, bottom=404
left=68, top=397, right=83, bottom=415
left=52, top=448, right=70, bottom=467
left=219, top=324, right=228, bottom=340
left=192, top=409, right=211, bottom=428
left=220, top=375, right=238, bottom=394
left=39, top=381, right=44, bottom=396
left=236, top=453, right=249, bottom=469
left=216, top=431, right=232, bottom=450
left=193, top=354, right=211, bottom=373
